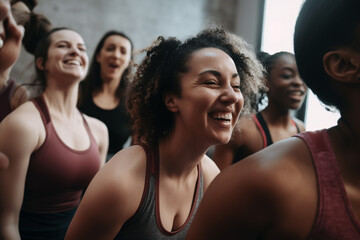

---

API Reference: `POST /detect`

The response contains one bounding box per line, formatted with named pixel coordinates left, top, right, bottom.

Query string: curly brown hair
left=128, top=28, right=265, bottom=146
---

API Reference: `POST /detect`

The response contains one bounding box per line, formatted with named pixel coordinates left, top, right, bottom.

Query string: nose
left=292, top=75, right=304, bottom=87
left=112, top=48, right=121, bottom=58
left=220, top=84, right=241, bottom=105
left=69, top=45, right=81, bottom=56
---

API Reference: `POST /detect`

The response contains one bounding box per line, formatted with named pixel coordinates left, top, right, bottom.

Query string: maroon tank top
left=296, top=130, right=360, bottom=240
left=22, top=95, right=101, bottom=213
left=0, top=79, right=16, bottom=122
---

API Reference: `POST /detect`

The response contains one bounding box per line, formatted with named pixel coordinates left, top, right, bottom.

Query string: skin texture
left=213, top=53, right=306, bottom=170
left=0, top=0, right=26, bottom=172
left=186, top=1, right=360, bottom=238
left=0, top=29, right=109, bottom=239
left=93, top=35, right=132, bottom=110
left=65, top=47, right=243, bottom=239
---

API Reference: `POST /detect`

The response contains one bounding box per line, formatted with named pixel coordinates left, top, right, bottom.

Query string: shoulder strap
left=31, top=95, right=51, bottom=125
left=290, top=118, right=301, bottom=133
left=251, top=112, right=273, bottom=147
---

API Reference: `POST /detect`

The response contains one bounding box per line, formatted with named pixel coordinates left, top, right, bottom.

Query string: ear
left=164, top=93, right=178, bottom=113
left=35, top=58, right=45, bottom=71
left=323, top=49, right=360, bottom=83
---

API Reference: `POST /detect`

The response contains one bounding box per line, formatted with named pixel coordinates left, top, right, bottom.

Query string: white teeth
left=211, top=112, right=232, bottom=121
left=0, top=38, right=3, bottom=49
left=66, top=60, right=80, bottom=66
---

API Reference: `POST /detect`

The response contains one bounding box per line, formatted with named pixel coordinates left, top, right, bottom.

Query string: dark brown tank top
left=296, top=130, right=360, bottom=239
left=115, top=142, right=204, bottom=239
left=22, top=95, right=101, bottom=213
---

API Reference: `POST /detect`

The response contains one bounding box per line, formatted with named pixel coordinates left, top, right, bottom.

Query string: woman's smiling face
left=169, top=47, right=243, bottom=146
left=43, top=29, right=88, bottom=81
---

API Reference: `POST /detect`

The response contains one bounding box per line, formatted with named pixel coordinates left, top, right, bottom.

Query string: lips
left=64, top=59, right=82, bottom=66
left=109, top=62, right=120, bottom=69
left=210, top=112, right=232, bottom=123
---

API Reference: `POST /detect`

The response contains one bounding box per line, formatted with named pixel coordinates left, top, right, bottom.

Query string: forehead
left=186, top=47, right=237, bottom=72
left=272, top=54, right=296, bottom=69
left=104, top=35, right=131, bottom=47
left=49, top=30, right=85, bottom=45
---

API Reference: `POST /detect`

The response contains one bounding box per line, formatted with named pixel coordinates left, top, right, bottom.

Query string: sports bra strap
left=32, top=95, right=51, bottom=125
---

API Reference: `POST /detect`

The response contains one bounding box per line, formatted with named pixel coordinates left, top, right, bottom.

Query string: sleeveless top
left=232, top=112, right=301, bottom=164
left=79, top=96, right=131, bottom=155
left=115, top=143, right=204, bottom=239
left=296, top=130, right=360, bottom=240
left=22, top=95, right=101, bottom=213
left=0, top=79, right=16, bottom=122
left=252, top=112, right=300, bottom=147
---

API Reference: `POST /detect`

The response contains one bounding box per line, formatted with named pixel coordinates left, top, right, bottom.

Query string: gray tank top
left=115, top=142, right=204, bottom=240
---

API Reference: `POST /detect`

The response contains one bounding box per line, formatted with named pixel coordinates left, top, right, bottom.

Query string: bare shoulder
left=82, top=114, right=108, bottom=136
left=88, top=145, right=147, bottom=197
left=188, top=137, right=317, bottom=239
left=1, top=101, right=42, bottom=137
left=200, top=155, right=220, bottom=190
left=292, top=117, right=306, bottom=132
left=67, top=145, right=148, bottom=238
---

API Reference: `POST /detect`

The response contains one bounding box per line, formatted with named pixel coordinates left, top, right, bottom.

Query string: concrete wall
left=11, top=0, right=264, bottom=88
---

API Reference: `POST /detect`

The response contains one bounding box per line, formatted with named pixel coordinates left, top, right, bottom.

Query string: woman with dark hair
left=213, top=51, right=307, bottom=170
left=0, top=27, right=108, bottom=239
left=65, top=28, right=264, bottom=239
left=187, top=0, right=360, bottom=239
left=78, top=31, right=133, bottom=160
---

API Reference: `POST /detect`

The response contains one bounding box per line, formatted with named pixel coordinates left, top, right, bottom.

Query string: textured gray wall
left=11, top=0, right=263, bottom=89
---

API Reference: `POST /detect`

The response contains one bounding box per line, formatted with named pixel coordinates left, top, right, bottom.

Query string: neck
left=158, top=135, right=206, bottom=179
left=100, top=76, right=121, bottom=96
left=43, top=84, right=79, bottom=117
left=262, top=104, right=292, bottom=126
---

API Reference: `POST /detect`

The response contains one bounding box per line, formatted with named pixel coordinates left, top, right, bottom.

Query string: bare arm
left=187, top=138, right=317, bottom=240
left=0, top=103, right=41, bottom=239
left=65, top=145, right=146, bottom=240
left=84, top=115, right=109, bottom=167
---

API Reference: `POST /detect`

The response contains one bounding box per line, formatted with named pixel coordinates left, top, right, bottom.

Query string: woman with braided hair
left=65, top=28, right=264, bottom=239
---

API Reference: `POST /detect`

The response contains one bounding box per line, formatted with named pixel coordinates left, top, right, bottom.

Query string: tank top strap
left=31, top=95, right=51, bottom=125
left=290, top=118, right=301, bottom=133
left=136, top=142, right=156, bottom=176
left=79, top=113, right=97, bottom=144
left=251, top=112, right=272, bottom=147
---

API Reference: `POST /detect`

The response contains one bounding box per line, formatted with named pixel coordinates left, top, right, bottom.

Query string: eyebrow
left=55, top=40, right=86, bottom=47
left=198, top=70, right=239, bottom=79
left=281, top=67, right=296, bottom=73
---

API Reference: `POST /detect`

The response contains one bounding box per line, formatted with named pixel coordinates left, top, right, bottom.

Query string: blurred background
left=10, top=0, right=340, bottom=130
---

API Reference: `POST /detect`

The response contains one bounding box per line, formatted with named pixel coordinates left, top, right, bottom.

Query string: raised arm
left=0, top=103, right=41, bottom=239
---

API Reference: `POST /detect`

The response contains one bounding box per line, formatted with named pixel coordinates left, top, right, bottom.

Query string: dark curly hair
left=128, top=28, right=265, bottom=146
left=78, top=31, right=133, bottom=106
left=294, top=0, right=360, bottom=110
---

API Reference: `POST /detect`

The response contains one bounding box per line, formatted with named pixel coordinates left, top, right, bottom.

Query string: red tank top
left=22, top=95, right=101, bottom=213
left=296, top=130, right=360, bottom=239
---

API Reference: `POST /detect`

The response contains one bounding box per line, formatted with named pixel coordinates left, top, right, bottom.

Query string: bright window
left=261, top=0, right=340, bottom=130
